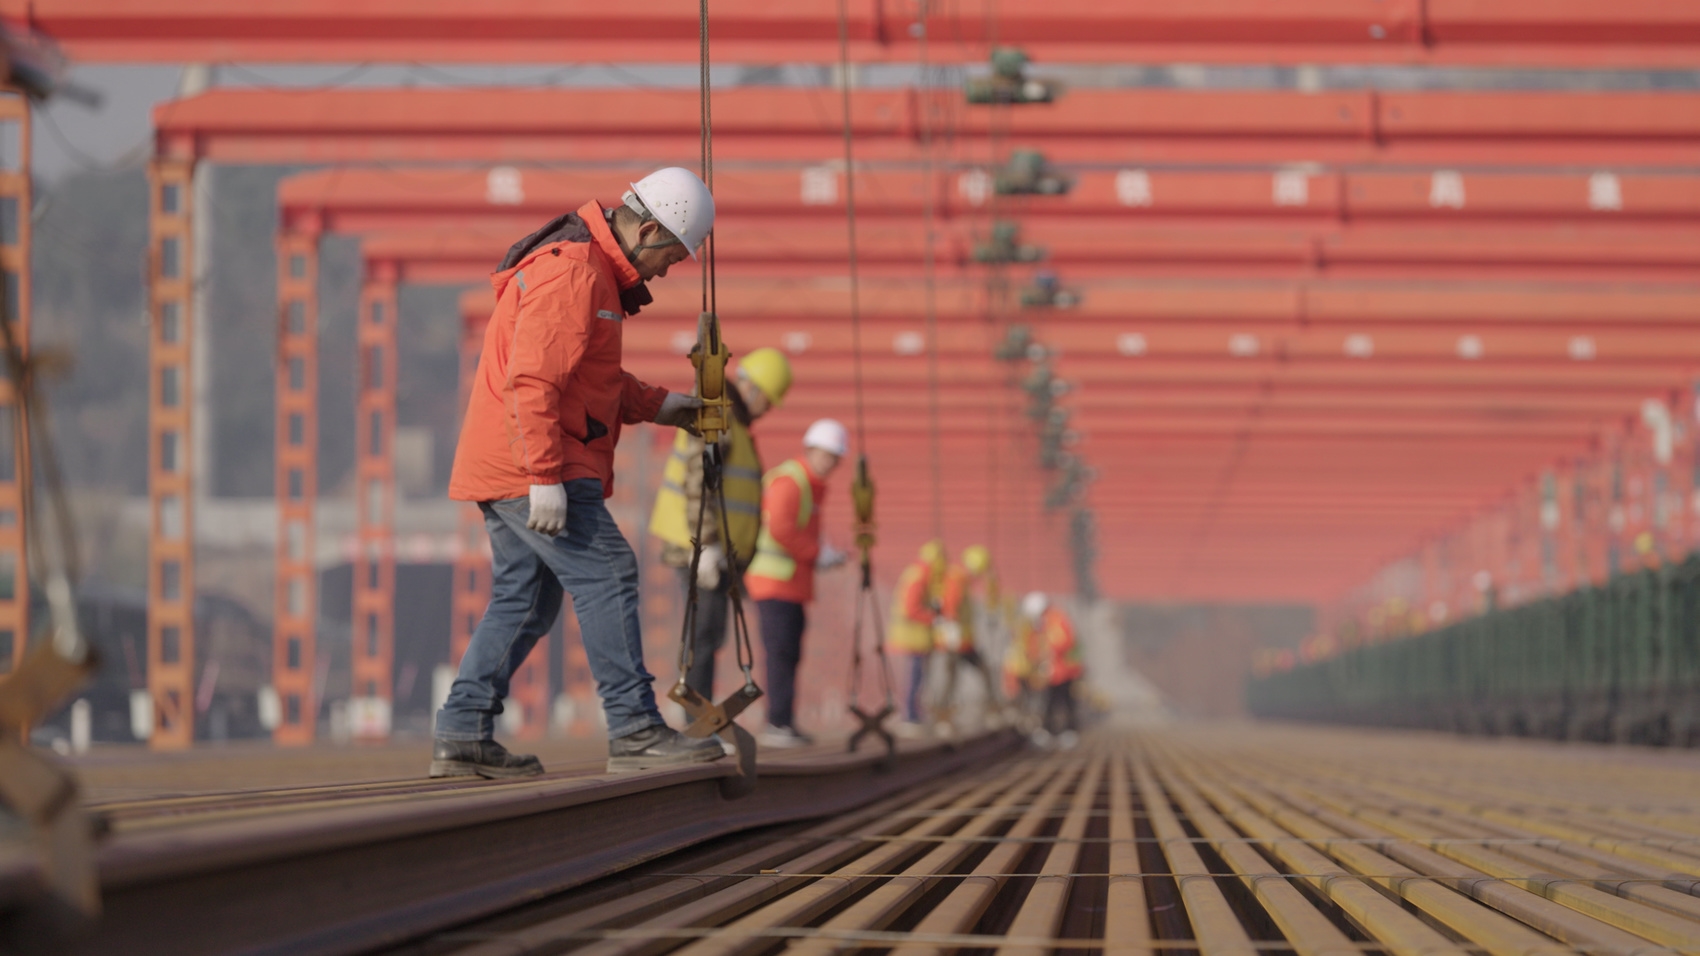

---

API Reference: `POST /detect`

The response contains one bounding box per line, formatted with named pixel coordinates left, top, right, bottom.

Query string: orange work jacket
left=449, top=201, right=669, bottom=503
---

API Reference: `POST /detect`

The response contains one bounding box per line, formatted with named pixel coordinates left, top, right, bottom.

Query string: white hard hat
left=1022, top=591, right=1049, bottom=622
left=625, top=166, right=716, bottom=260
left=802, top=418, right=849, bottom=457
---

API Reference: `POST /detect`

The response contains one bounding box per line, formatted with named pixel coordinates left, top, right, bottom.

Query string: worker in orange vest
left=888, top=539, right=947, bottom=730
left=744, top=419, right=849, bottom=747
left=935, top=544, right=1000, bottom=722
left=1023, top=592, right=1083, bottom=744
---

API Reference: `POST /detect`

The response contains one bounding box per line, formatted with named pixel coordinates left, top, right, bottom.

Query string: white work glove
left=526, top=483, right=568, bottom=536
left=696, top=544, right=724, bottom=590
left=938, top=620, right=964, bottom=652
left=654, top=392, right=703, bottom=432
left=817, top=543, right=848, bottom=570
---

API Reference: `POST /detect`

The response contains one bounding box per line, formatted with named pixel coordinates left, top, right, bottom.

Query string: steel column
left=0, top=94, right=29, bottom=679
left=146, top=157, right=195, bottom=749
left=350, top=267, right=397, bottom=739
left=273, top=229, right=319, bottom=745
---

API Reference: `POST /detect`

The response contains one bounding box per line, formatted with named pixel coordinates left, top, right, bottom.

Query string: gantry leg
left=273, top=229, right=319, bottom=745
left=146, top=157, right=195, bottom=750
left=351, top=267, right=398, bottom=739
left=0, top=93, right=30, bottom=680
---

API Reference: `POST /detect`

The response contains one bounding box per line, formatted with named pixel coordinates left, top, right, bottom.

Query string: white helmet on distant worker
left=625, top=166, right=716, bottom=260
left=802, top=418, right=850, bottom=457
left=1022, top=591, right=1050, bottom=623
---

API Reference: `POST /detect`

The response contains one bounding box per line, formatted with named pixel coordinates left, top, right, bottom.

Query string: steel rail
left=1133, top=752, right=1261, bottom=956
left=993, top=745, right=1107, bottom=956
left=1151, top=761, right=1362, bottom=956
left=781, top=756, right=1066, bottom=956
left=881, top=753, right=1087, bottom=956
left=1261, top=758, right=1700, bottom=895
left=1197, top=751, right=1671, bottom=956
left=445, top=756, right=1038, bottom=956
left=640, top=758, right=1058, bottom=956
left=36, top=731, right=1020, bottom=956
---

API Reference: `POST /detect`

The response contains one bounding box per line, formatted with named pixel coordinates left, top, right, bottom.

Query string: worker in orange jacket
left=435, top=168, right=722, bottom=778
left=744, top=419, right=849, bottom=747
left=1023, top=592, right=1082, bottom=742
left=888, top=540, right=947, bottom=729
left=935, top=545, right=1000, bottom=721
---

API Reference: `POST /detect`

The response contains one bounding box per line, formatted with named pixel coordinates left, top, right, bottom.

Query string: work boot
left=428, top=738, right=545, bottom=779
left=759, top=724, right=813, bottom=749
left=607, top=724, right=726, bottom=772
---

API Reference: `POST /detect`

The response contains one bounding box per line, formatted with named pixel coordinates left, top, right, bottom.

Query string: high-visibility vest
left=1043, top=608, right=1083, bottom=685
left=886, top=560, right=937, bottom=654
left=745, top=458, right=814, bottom=582
left=648, top=420, right=764, bottom=566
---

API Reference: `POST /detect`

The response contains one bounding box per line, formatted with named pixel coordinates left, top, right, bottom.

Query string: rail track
left=399, top=725, right=1700, bottom=956
left=12, top=724, right=1700, bottom=955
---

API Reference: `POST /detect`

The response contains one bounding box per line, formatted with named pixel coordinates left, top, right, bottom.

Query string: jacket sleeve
left=620, top=372, right=670, bottom=425
left=506, top=265, right=596, bottom=484
left=762, top=471, right=819, bottom=567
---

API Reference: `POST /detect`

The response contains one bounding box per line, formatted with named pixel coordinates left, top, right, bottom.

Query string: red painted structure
left=15, top=0, right=1700, bottom=67
left=157, top=87, right=1700, bottom=167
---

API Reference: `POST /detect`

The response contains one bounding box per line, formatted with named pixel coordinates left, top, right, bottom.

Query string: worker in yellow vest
left=648, top=347, right=790, bottom=699
left=888, top=539, right=947, bottom=731
left=1001, top=604, right=1041, bottom=727
left=744, top=419, right=849, bottom=747
left=935, top=544, right=1000, bottom=722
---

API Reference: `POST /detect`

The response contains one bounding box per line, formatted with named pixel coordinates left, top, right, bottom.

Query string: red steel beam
left=159, top=88, right=1700, bottom=167
left=284, top=166, right=1700, bottom=231
left=20, top=0, right=1700, bottom=68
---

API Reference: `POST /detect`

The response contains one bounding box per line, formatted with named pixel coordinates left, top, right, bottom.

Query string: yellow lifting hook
left=690, top=310, right=733, bottom=443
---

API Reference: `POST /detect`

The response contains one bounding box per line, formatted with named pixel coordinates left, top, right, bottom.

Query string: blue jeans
left=436, top=480, right=662, bottom=741
left=905, top=653, right=928, bottom=722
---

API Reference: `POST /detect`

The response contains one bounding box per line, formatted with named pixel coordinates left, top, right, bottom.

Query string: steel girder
left=158, top=87, right=1700, bottom=167
left=21, top=0, right=1700, bottom=67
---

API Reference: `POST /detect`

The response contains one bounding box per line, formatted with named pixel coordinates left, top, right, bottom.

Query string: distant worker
left=935, top=544, right=1000, bottom=722
left=744, top=419, right=850, bottom=747
left=1025, top=592, right=1083, bottom=744
left=1002, top=601, right=1042, bottom=726
left=889, top=540, right=947, bottom=732
left=649, top=347, right=792, bottom=699
left=434, top=167, right=723, bottom=777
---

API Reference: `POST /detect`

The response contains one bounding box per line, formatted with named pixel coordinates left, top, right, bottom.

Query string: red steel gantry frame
left=15, top=0, right=1700, bottom=68
left=140, top=78, right=1700, bottom=742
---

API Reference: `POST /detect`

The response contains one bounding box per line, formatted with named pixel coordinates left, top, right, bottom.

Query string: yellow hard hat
left=737, top=347, right=792, bottom=406
left=919, top=539, right=946, bottom=567
left=962, top=545, right=991, bottom=575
